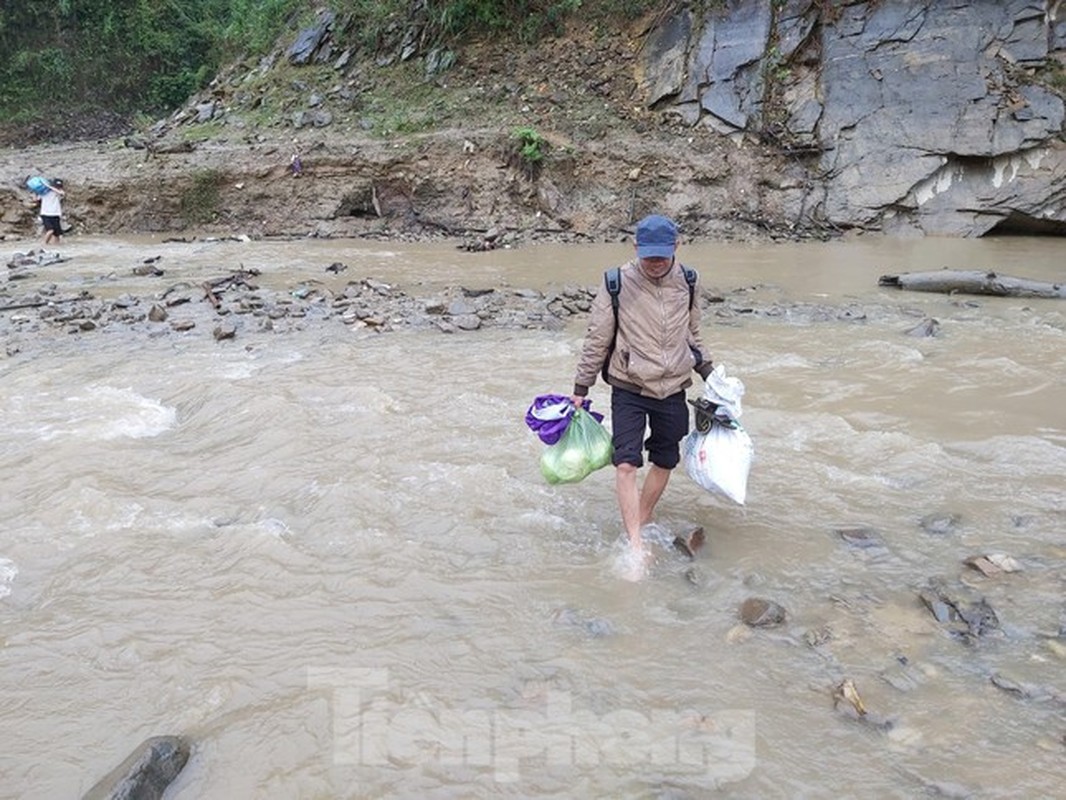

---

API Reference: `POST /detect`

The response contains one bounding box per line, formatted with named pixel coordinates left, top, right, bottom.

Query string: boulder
left=82, top=735, right=190, bottom=800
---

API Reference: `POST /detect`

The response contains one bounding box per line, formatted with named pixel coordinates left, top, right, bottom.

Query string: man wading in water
left=570, top=214, right=715, bottom=579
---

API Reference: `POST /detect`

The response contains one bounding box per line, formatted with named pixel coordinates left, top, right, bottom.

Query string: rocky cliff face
left=639, top=0, right=1066, bottom=236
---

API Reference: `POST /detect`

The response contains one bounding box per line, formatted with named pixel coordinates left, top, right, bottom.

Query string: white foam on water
left=259, top=517, right=294, bottom=538
left=35, top=386, right=177, bottom=441
left=0, top=558, right=17, bottom=598
left=219, top=361, right=260, bottom=380
left=640, top=522, right=678, bottom=549
left=610, top=543, right=653, bottom=582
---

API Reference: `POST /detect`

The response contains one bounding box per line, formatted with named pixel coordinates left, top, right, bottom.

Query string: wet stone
left=83, top=735, right=190, bottom=800
left=739, top=597, right=787, bottom=627
left=919, top=590, right=955, bottom=624
left=919, top=581, right=1000, bottom=640
left=448, top=299, right=476, bottom=316
left=836, top=526, right=883, bottom=548
left=213, top=322, right=237, bottom=340
left=920, top=512, right=961, bottom=535
left=683, top=566, right=704, bottom=587
left=804, top=625, right=832, bottom=647
left=963, top=553, right=1022, bottom=576
left=988, top=671, right=1064, bottom=704
left=879, top=656, right=924, bottom=692
left=673, top=526, right=705, bottom=560
left=454, top=314, right=481, bottom=330
left=553, top=607, right=615, bottom=638
left=904, top=317, right=939, bottom=337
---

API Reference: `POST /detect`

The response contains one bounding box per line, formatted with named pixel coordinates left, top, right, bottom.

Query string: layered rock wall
left=639, top=0, right=1066, bottom=236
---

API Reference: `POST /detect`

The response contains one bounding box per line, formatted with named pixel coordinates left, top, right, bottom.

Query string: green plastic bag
left=540, top=408, right=614, bottom=485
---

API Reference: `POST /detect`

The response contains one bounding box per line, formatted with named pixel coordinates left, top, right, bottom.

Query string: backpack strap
left=680, top=264, right=709, bottom=369
left=601, top=267, right=622, bottom=383
left=681, top=264, right=698, bottom=308
left=605, top=267, right=622, bottom=314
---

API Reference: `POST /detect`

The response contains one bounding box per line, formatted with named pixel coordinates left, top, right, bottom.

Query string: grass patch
left=181, top=121, right=227, bottom=142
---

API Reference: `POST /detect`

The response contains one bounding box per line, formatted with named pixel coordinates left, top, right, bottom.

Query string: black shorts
left=41, top=215, right=61, bottom=234
left=610, top=388, right=689, bottom=469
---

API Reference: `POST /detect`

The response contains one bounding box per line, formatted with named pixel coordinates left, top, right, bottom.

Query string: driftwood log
left=878, top=269, right=1066, bottom=298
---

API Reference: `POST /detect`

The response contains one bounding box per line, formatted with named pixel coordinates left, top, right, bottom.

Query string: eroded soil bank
left=2, top=15, right=812, bottom=248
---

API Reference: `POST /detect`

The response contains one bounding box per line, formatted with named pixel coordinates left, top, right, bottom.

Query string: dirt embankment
left=1, top=19, right=807, bottom=248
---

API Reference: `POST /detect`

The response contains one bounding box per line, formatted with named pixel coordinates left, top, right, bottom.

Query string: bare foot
left=616, top=543, right=652, bottom=582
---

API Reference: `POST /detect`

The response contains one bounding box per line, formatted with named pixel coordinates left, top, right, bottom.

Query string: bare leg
left=615, top=463, right=642, bottom=548
left=615, top=462, right=654, bottom=580
left=638, top=464, right=672, bottom=527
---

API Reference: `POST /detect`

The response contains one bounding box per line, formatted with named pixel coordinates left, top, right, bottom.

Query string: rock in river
left=82, top=735, right=190, bottom=800
left=739, top=597, right=787, bottom=627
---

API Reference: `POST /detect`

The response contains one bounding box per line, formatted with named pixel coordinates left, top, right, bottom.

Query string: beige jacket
left=573, top=259, right=713, bottom=400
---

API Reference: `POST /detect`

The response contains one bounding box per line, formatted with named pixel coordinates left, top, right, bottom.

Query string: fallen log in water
left=878, top=269, right=1066, bottom=298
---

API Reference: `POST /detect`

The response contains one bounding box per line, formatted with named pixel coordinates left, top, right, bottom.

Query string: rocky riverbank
left=3, top=239, right=946, bottom=360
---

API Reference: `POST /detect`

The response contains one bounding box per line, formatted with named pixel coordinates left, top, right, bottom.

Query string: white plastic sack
left=704, top=364, right=745, bottom=422
left=683, top=421, right=753, bottom=505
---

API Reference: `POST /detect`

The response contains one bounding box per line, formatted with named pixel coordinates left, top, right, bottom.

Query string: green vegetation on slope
left=0, top=0, right=658, bottom=131
left=0, top=0, right=302, bottom=120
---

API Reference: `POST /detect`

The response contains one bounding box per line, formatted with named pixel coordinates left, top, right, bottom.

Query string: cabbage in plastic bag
left=540, top=408, right=613, bottom=484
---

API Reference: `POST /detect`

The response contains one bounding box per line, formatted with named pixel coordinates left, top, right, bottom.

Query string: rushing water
left=1, top=234, right=1064, bottom=798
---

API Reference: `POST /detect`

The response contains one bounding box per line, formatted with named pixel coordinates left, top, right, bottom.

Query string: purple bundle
left=524, top=394, right=602, bottom=445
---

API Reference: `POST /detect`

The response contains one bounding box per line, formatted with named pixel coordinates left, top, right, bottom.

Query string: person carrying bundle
left=26, top=176, right=66, bottom=245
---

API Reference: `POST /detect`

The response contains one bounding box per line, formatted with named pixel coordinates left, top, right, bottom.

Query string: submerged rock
left=673, top=526, right=705, bottom=560
left=552, top=607, right=615, bottom=638
left=82, top=735, right=190, bottom=800
left=836, top=526, right=884, bottom=549
left=904, top=317, right=939, bottom=337
left=6, top=249, right=69, bottom=269
left=919, top=512, right=962, bottom=535
left=919, top=581, right=1000, bottom=641
left=963, top=553, right=1023, bottom=576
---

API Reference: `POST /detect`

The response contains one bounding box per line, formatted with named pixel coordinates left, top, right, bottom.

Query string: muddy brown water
left=1, top=234, right=1064, bottom=798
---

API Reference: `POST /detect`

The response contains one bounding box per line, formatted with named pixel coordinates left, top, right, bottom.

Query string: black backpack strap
left=680, top=264, right=708, bottom=368
left=681, top=264, right=698, bottom=308
left=605, top=267, right=621, bottom=315
left=601, top=267, right=622, bottom=383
